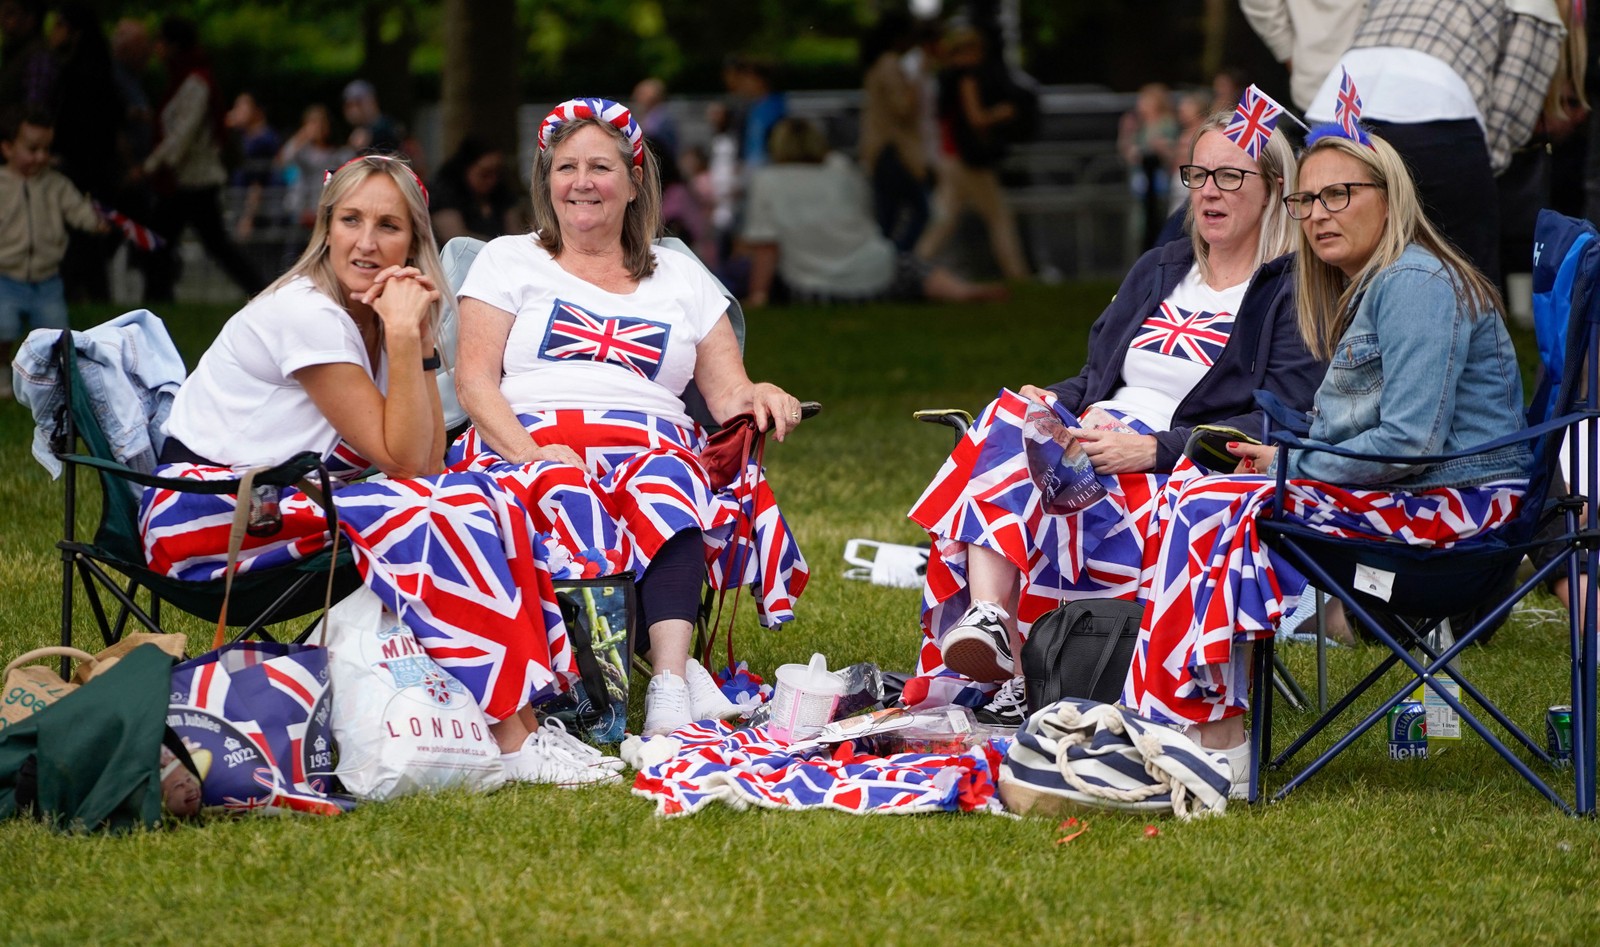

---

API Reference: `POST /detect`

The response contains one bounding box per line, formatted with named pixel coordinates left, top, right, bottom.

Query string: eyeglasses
left=1178, top=165, right=1258, bottom=191
left=1283, top=182, right=1384, bottom=219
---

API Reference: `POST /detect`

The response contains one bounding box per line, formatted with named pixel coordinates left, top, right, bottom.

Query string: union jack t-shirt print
left=539, top=299, right=671, bottom=381
left=1130, top=302, right=1235, bottom=367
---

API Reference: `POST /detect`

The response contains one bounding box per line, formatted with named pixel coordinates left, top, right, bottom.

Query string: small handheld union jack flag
left=1222, top=85, right=1283, bottom=161
left=94, top=201, right=165, bottom=251
left=1335, top=67, right=1364, bottom=139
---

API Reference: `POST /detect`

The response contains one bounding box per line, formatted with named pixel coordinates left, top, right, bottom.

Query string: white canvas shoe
left=643, top=670, right=693, bottom=736
left=502, top=733, right=622, bottom=787
left=684, top=658, right=742, bottom=721
left=536, top=717, right=624, bottom=771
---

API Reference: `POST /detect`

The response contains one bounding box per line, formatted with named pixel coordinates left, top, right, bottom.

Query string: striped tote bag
left=999, top=698, right=1231, bottom=820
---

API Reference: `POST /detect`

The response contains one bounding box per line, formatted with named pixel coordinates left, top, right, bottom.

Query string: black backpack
left=1021, top=598, right=1147, bottom=713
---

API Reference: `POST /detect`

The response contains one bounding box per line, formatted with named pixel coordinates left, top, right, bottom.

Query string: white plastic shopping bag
left=842, top=539, right=928, bottom=589
left=323, top=587, right=506, bottom=800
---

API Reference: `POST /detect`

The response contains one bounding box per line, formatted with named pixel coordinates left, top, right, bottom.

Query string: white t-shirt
left=459, top=236, right=729, bottom=428
left=1306, top=49, right=1480, bottom=127
left=163, top=277, right=385, bottom=467
left=1097, top=263, right=1248, bottom=431
left=741, top=154, right=897, bottom=297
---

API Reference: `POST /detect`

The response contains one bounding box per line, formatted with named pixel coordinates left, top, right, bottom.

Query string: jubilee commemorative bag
left=322, top=586, right=505, bottom=800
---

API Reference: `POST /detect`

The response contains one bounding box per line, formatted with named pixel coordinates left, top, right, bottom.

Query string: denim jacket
left=12, top=309, right=186, bottom=478
left=1286, top=244, right=1530, bottom=488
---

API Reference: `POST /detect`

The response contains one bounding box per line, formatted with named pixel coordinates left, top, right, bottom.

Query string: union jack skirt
left=141, top=448, right=572, bottom=724
left=907, top=390, right=1166, bottom=683
left=446, top=409, right=809, bottom=625
left=1123, top=467, right=1525, bottom=727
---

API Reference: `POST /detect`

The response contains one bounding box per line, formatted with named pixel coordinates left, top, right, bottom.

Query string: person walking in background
left=860, top=11, right=931, bottom=252
left=1118, top=83, right=1181, bottom=251
left=726, top=56, right=786, bottom=170
left=1307, top=0, right=1565, bottom=285
left=343, top=79, right=403, bottom=156
left=224, top=91, right=281, bottom=243
left=137, top=16, right=265, bottom=303
left=0, top=0, right=54, bottom=110
left=1240, top=0, right=1365, bottom=111
left=0, top=107, right=109, bottom=398
left=631, top=77, right=679, bottom=161
left=914, top=26, right=1031, bottom=281
left=49, top=2, right=120, bottom=303
left=428, top=137, right=524, bottom=242
left=277, top=104, right=351, bottom=232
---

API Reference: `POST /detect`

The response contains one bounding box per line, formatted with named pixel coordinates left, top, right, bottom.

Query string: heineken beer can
left=1547, top=705, right=1573, bottom=768
left=1388, top=700, right=1428, bottom=760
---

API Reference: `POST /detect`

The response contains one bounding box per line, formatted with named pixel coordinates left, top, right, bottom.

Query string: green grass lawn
left=2, top=287, right=1598, bottom=945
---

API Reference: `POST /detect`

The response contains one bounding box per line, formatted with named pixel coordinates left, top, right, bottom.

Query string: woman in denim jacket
left=1125, top=126, right=1530, bottom=797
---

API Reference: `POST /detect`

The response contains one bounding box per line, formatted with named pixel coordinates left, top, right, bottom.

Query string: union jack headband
left=324, top=154, right=430, bottom=207
left=538, top=97, right=644, bottom=167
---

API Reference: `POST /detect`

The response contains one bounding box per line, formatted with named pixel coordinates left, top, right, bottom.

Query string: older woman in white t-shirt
left=453, top=98, right=810, bottom=737
left=149, top=156, right=628, bottom=787
left=904, top=112, right=1325, bottom=724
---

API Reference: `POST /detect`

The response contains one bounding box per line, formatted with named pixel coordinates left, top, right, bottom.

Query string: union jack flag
left=1335, top=67, right=1364, bottom=139
left=540, top=300, right=670, bottom=381
left=1124, top=464, right=1524, bottom=727
left=906, top=390, right=1166, bottom=687
left=1222, top=85, right=1282, bottom=160
left=630, top=720, right=1006, bottom=817
left=1130, top=303, right=1236, bottom=366
left=448, top=409, right=809, bottom=626
left=93, top=201, right=164, bottom=251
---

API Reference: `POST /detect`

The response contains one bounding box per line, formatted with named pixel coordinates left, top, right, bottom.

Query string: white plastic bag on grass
left=323, top=587, right=506, bottom=800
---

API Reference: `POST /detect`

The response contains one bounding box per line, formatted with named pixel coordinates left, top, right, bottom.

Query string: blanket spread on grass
left=631, top=722, right=1007, bottom=817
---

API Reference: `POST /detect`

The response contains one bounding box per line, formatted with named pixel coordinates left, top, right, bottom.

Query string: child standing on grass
left=0, top=107, right=109, bottom=398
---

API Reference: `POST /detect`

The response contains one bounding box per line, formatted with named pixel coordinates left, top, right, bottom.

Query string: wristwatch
left=421, top=348, right=441, bottom=371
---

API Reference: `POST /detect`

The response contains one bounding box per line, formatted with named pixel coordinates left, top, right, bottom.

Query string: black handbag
left=1021, top=598, right=1147, bottom=713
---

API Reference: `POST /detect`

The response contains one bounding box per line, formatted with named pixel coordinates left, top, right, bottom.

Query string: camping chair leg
left=75, top=557, right=167, bottom=643
left=1272, top=653, right=1309, bottom=711
left=59, top=547, right=75, bottom=679
left=1271, top=650, right=1404, bottom=769
left=1315, top=591, right=1328, bottom=713
left=1248, top=636, right=1273, bottom=803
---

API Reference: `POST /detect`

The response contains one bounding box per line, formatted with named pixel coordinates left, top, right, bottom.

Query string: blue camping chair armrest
left=1255, top=389, right=1313, bottom=436
left=1265, top=409, right=1586, bottom=467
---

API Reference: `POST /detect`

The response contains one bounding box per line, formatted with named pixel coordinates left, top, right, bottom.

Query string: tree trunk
left=440, top=0, right=521, bottom=160
left=360, top=3, right=420, bottom=125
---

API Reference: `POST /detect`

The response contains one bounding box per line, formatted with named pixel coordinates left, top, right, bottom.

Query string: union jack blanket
left=1124, top=468, right=1525, bottom=726
left=907, top=390, right=1166, bottom=684
left=631, top=721, right=1006, bottom=817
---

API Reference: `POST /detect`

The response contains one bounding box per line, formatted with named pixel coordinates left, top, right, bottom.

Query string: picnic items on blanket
left=842, top=538, right=928, bottom=588
left=797, top=706, right=1008, bottom=757
left=1, top=633, right=187, bottom=733
left=321, top=587, right=506, bottom=801
left=0, top=643, right=182, bottom=833
left=766, top=653, right=846, bottom=741
left=1020, top=598, right=1146, bottom=711
left=539, top=578, right=635, bottom=744
left=749, top=660, right=886, bottom=728
left=630, top=720, right=1007, bottom=817
left=999, top=698, right=1230, bottom=820
left=1022, top=398, right=1109, bottom=514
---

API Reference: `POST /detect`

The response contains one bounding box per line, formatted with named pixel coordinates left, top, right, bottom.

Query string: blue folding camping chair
left=1243, top=209, right=1600, bottom=815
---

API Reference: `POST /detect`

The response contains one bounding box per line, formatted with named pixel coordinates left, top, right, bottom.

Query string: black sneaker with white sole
left=973, top=677, right=1027, bottom=728
left=939, top=601, right=1015, bottom=682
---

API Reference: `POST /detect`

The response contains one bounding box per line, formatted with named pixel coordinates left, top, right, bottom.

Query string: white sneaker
left=502, top=733, right=622, bottom=788
left=643, top=670, right=693, bottom=736
left=1222, top=742, right=1252, bottom=801
left=537, top=717, right=624, bottom=772
left=684, top=658, right=741, bottom=721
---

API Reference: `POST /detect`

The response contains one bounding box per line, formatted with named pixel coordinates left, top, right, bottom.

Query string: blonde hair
left=264, top=154, right=448, bottom=339
left=1293, top=133, right=1504, bottom=361
left=1545, top=0, right=1589, bottom=124
left=529, top=117, right=662, bottom=281
left=1185, top=111, right=1297, bottom=284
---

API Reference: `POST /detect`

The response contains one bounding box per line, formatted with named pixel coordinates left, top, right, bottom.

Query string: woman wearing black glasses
left=904, top=110, right=1324, bottom=725
left=1125, top=126, right=1530, bottom=797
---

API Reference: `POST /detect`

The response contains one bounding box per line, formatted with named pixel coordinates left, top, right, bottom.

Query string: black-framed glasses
left=1283, top=182, right=1385, bottom=219
left=1178, top=165, right=1258, bottom=191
